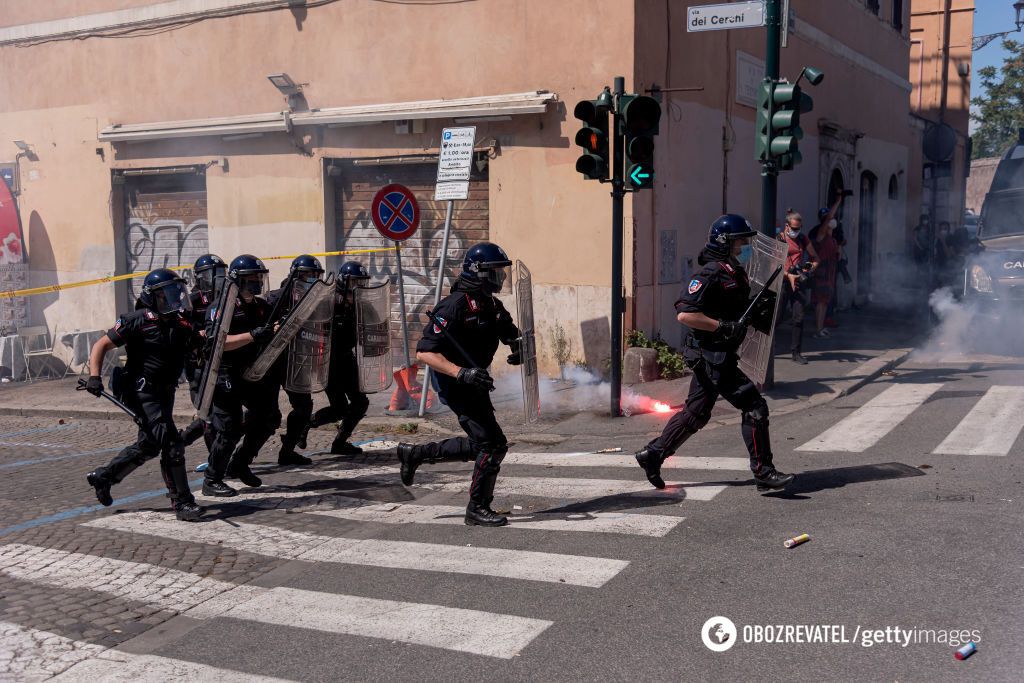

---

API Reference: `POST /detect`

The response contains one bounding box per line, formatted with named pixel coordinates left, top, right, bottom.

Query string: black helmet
left=138, top=268, right=192, bottom=316
left=462, top=242, right=512, bottom=293
left=192, top=253, right=226, bottom=297
left=706, top=214, right=757, bottom=251
left=290, top=254, right=324, bottom=280
left=228, top=254, right=269, bottom=297
left=337, top=260, right=370, bottom=295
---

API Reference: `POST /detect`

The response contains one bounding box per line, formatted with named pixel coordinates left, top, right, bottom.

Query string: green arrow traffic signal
left=621, top=95, right=661, bottom=190
left=627, top=163, right=654, bottom=189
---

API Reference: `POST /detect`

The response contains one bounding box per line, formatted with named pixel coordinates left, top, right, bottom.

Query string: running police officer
left=84, top=269, right=204, bottom=522
left=267, top=254, right=324, bottom=466
left=180, top=253, right=226, bottom=448
left=304, top=260, right=371, bottom=456
left=202, top=254, right=281, bottom=495
left=635, top=215, right=795, bottom=493
left=397, top=243, right=522, bottom=527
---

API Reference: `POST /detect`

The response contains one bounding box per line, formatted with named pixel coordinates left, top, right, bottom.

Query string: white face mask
left=787, top=228, right=800, bottom=238
left=828, top=219, right=838, bottom=229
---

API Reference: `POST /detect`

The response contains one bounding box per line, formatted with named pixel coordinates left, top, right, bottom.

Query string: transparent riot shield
left=243, top=275, right=335, bottom=383
left=737, top=233, right=787, bottom=384
left=515, top=260, right=540, bottom=424
left=355, top=280, right=393, bottom=393
left=283, top=278, right=336, bottom=393
left=197, top=281, right=238, bottom=421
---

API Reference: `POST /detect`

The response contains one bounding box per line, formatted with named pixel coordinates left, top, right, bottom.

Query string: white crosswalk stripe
left=932, top=385, right=1024, bottom=456
left=0, top=546, right=551, bottom=660
left=796, top=383, right=944, bottom=452
left=414, top=474, right=727, bottom=501
left=1, top=621, right=294, bottom=682
left=307, top=501, right=684, bottom=537
left=502, top=452, right=750, bottom=470
left=83, top=511, right=629, bottom=588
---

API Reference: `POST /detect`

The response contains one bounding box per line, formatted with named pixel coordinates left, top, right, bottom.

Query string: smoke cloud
left=914, top=286, right=1024, bottom=361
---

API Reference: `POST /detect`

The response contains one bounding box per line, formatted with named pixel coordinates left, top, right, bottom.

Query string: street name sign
left=687, top=1, right=765, bottom=32
left=435, top=126, right=475, bottom=201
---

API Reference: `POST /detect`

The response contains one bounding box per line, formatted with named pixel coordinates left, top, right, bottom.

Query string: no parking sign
left=370, top=184, right=420, bottom=243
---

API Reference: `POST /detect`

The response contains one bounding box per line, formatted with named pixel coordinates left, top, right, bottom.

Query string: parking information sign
left=435, top=126, right=475, bottom=201
left=687, top=1, right=765, bottom=32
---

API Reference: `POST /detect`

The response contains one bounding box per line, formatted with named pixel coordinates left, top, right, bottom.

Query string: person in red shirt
left=777, top=210, right=819, bottom=364
left=808, top=194, right=848, bottom=338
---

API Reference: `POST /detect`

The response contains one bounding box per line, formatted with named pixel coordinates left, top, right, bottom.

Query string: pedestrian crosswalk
left=1, top=448, right=742, bottom=676
left=796, top=383, right=1024, bottom=456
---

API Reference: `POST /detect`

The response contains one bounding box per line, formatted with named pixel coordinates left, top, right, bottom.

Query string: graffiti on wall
left=124, top=219, right=209, bottom=302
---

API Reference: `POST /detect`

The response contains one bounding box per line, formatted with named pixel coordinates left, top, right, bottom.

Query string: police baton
left=424, top=309, right=480, bottom=370
left=77, top=378, right=151, bottom=437
left=737, top=265, right=783, bottom=327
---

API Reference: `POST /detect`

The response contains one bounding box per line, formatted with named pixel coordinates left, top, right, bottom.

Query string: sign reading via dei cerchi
left=434, top=126, right=476, bottom=201
left=687, top=1, right=766, bottom=32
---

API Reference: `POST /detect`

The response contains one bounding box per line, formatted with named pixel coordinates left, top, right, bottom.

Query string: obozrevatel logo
left=701, top=616, right=737, bottom=652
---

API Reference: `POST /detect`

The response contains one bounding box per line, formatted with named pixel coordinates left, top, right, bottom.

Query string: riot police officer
left=397, top=242, right=522, bottom=527
left=634, top=215, right=795, bottom=493
left=202, top=254, right=281, bottom=495
left=180, top=253, right=226, bottom=448
left=304, top=260, right=371, bottom=456
left=84, top=269, right=204, bottom=522
left=267, top=254, right=325, bottom=466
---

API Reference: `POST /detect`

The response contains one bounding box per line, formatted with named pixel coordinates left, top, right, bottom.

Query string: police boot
left=754, top=469, right=795, bottom=492
left=201, top=477, right=237, bottom=497
left=330, top=429, right=363, bottom=456
left=634, top=448, right=666, bottom=489
left=173, top=501, right=205, bottom=522
left=162, top=459, right=206, bottom=521
left=86, top=468, right=114, bottom=506
left=278, top=437, right=312, bottom=467
left=465, top=454, right=507, bottom=527
left=397, top=443, right=424, bottom=486
left=226, top=459, right=263, bottom=488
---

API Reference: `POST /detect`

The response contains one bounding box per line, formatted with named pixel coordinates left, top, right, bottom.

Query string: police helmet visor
left=295, top=270, right=322, bottom=285
left=482, top=265, right=511, bottom=292
left=195, top=264, right=227, bottom=296
left=238, top=272, right=269, bottom=297
left=153, top=281, right=192, bottom=315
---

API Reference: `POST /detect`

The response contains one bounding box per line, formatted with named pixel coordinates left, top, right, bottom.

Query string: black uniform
left=180, top=289, right=214, bottom=448
left=308, top=294, right=369, bottom=452
left=409, top=278, right=519, bottom=502
left=643, top=251, right=777, bottom=477
left=203, top=295, right=282, bottom=483
left=88, top=309, right=197, bottom=508
left=264, top=285, right=316, bottom=456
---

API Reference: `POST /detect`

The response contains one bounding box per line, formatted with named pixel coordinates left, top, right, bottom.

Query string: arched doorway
left=857, top=172, right=878, bottom=299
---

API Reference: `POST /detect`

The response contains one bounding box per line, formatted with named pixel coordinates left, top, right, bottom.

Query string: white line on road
left=795, top=383, right=944, bottom=453
left=416, top=475, right=727, bottom=502
left=306, top=500, right=684, bottom=537
left=0, top=545, right=552, bottom=660
left=933, top=385, right=1024, bottom=456
left=503, top=452, right=750, bottom=471
left=83, top=511, right=629, bottom=587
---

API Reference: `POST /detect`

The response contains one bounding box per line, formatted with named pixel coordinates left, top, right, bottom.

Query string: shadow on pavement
left=762, top=462, right=925, bottom=500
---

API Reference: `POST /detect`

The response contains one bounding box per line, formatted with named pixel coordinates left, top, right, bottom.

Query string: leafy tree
left=971, top=39, right=1024, bottom=159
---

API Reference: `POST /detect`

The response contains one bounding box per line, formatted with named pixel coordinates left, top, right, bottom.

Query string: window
left=892, top=0, right=904, bottom=31
left=888, top=174, right=899, bottom=200
left=867, top=0, right=880, bottom=15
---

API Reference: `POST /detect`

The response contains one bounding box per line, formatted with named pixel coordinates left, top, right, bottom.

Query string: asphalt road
left=1, top=352, right=1022, bottom=681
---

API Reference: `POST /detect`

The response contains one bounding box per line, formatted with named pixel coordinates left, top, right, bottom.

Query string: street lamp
left=266, top=72, right=307, bottom=110
left=972, top=2, right=1024, bottom=50
left=1015, top=1, right=1024, bottom=31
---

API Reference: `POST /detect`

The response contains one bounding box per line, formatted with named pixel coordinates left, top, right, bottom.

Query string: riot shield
left=197, top=281, right=238, bottom=421
left=737, top=233, right=787, bottom=384
left=243, top=275, right=335, bottom=383
left=515, top=260, right=540, bottom=424
left=355, top=280, right=393, bottom=393
left=284, top=276, right=337, bottom=393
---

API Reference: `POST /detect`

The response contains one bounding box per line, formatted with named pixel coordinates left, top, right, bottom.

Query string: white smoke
left=492, top=365, right=674, bottom=418
left=914, top=286, right=1024, bottom=361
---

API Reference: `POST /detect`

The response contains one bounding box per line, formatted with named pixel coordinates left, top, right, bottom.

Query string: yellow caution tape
left=0, top=247, right=396, bottom=300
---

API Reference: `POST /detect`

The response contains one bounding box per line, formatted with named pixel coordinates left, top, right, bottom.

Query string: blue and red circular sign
left=371, top=184, right=420, bottom=242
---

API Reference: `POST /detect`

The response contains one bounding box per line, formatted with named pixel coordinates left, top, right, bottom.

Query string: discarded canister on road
left=954, top=642, right=977, bottom=660
left=784, top=533, right=810, bottom=549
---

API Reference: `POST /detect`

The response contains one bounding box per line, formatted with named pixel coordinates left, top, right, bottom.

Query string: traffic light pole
left=610, top=76, right=625, bottom=418
left=759, top=0, right=782, bottom=390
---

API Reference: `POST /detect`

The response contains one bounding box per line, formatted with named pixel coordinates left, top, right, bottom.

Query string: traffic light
left=770, top=81, right=813, bottom=170
left=573, top=91, right=612, bottom=180
left=755, top=80, right=774, bottom=163
left=620, top=95, right=661, bottom=190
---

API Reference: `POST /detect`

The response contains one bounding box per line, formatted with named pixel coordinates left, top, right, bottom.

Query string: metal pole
left=418, top=200, right=455, bottom=417
left=760, top=0, right=782, bottom=390
left=394, top=241, right=412, bottom=368
left=610, top=75, right=626, bottom=418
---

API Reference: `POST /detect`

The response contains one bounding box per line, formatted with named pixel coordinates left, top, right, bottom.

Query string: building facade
left=1, top=0, right=918, bottom=374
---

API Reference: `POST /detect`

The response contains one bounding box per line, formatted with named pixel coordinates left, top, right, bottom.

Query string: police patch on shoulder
left=688, top=278, right=703, bottom=294
left=432, top=316, right=448, bottom=334
left=113, top=317, right=124, bottom=330
left=466, top=296, right=480, bottom=313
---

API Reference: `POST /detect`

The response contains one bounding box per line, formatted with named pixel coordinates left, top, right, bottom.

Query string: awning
left=98, top=91, right=556, bottom=143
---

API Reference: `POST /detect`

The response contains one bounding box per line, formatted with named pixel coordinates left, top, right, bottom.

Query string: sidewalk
left=0, top=304, right=925, bottom=445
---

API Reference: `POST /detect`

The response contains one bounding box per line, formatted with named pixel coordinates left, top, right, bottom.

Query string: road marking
left=933, top=385, right=1024, bottom=456
left=795, top=383, right=944, bottom=452
left=0, top=446, right=121, bottom=471
left=0, top=546, right=550, bottom=660
left=417, top=475, right=727, bottom=501
left=503, top=452, right=750, bottom=470
left=83, top=512, right=629, bottom=587
left=222, top=587, right=551, bottom=659
left=307, top=500, right=684, bottom=537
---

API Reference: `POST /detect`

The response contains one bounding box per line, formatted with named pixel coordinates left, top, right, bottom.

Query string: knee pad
left=678, top=408, right=712, bottom=432
left=743, top=399, right=770, bottom=426
left=162, top=442, right=186, bottom=468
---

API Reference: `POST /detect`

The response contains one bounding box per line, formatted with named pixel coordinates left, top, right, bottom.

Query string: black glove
left=85, top=375, right=104, bottom=397
left=506, top=338, right=523, bottom=366
left=249, top=325, right=274, bottom=344
left=717, top=321, right=748, bottom=345
left=457, top=367, right=495, bottom=391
